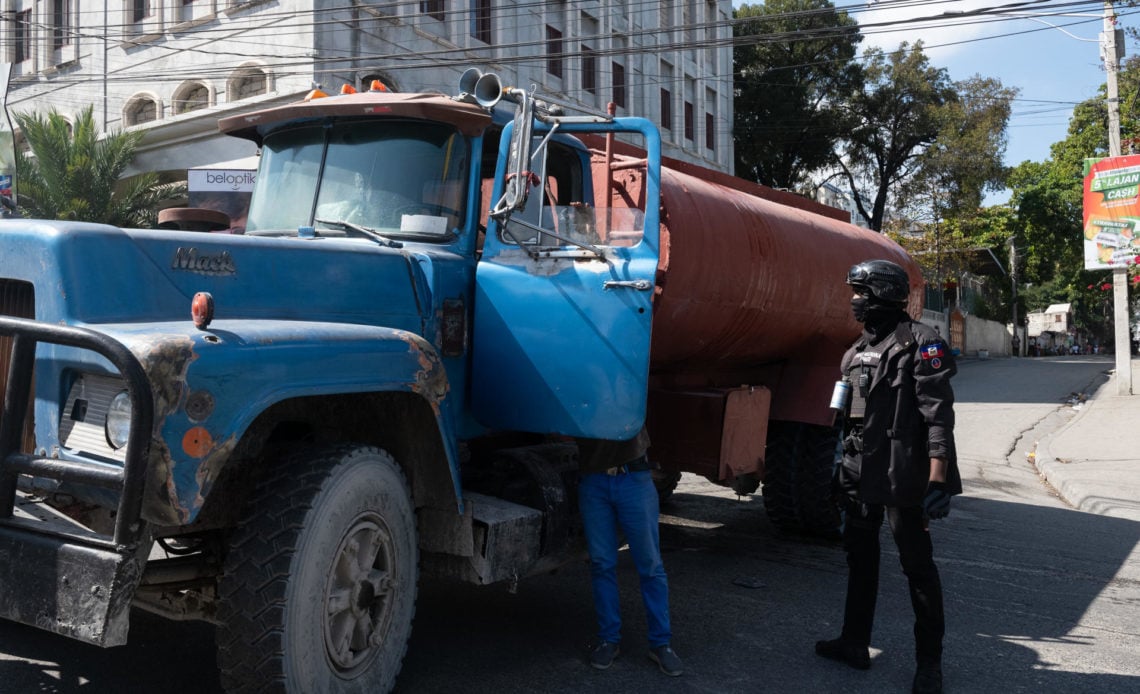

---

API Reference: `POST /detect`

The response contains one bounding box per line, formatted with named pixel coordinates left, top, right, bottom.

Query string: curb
left=1029, top=367, right=1140, bottom=521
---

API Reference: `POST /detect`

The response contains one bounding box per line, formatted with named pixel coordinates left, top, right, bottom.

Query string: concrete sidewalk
left=1034, top=358, right=1140, bottom=522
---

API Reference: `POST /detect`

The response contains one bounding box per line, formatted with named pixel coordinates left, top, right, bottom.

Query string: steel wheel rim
left=323, top=513, right=397, bottom=675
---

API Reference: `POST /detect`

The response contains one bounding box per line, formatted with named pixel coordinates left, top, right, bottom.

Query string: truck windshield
left=245, top=121, right=468, bottom=238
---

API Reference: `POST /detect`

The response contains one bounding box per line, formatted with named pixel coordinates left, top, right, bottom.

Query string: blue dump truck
left=0, top=70, right=917, bottom=691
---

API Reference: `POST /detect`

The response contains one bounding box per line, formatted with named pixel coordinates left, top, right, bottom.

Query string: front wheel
left=217, top=445, right=418, bottom=693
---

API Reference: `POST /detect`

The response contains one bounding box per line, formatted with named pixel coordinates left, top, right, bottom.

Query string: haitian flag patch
left=921, top=342, right=945, bottom=369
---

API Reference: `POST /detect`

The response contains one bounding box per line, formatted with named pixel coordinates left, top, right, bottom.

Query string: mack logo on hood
left=172, top=247, right=237, bottom=276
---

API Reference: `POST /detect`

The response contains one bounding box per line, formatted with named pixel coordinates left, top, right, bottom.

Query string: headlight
left=105, top=390, right=132, bottom=450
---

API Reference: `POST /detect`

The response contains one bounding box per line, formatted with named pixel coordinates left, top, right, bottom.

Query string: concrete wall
left=965, top=314, right=1014, bottom=358
left=921, top=310, right=1015, bottom=358
left=920, top=309, right=949, bottom=341
left=6, top=1, right=735, bottom=177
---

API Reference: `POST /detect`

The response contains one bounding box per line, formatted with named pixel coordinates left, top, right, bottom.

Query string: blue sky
left=732, top=1, right=1137, bottom=201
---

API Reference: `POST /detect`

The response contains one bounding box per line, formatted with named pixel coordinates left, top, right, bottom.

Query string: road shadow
left=0, top=609, right=220, bottom=693
left=0, top=489, right=1135, bottom=693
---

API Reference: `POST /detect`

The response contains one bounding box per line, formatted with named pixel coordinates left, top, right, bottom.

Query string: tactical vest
left=846, top=347, right=883, bottom=421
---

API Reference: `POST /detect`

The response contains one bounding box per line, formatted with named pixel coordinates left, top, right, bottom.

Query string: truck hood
left=0, top=220, right=440, bottom=333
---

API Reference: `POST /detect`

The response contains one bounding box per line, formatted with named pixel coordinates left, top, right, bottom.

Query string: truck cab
left=0, top=72, right=663, bottom=692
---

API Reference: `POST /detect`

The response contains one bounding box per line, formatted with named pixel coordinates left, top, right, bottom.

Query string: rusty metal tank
left=650, top=162, right=921, bottom=372
left=592, top=144, right=922, bottom=431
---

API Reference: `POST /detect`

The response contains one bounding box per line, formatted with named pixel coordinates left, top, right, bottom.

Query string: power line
left=3, top=1, right=1130, bottom=130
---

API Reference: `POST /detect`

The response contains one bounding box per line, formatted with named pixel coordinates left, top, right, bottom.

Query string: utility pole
left=1103, top=1, right=1133, bottom=394
left=1010, top=236, right=1020, bottom=355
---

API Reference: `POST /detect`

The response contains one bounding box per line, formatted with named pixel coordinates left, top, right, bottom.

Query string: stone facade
left=4, top=1, right=734, bottom=179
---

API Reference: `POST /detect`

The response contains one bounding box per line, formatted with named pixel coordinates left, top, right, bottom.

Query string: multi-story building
left=3, top=1, right=734, bottom=180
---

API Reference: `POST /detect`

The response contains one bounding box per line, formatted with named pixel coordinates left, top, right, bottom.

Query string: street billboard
left=187, top=168, right=256, bottom=232
left=1083, top=155, right=1140, bottom=270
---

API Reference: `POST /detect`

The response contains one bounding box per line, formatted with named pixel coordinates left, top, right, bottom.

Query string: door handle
left=603, top=279, right=653, bottom=291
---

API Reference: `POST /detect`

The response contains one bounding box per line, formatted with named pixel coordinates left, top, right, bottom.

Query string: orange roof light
left=340, top=84, right=357, bottom=95
left=303, top=88, right=329, bottom=101
left=369, top=80, right=389, bottom=92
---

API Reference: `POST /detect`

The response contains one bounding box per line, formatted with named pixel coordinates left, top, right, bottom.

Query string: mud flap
left=0, top=523, right=144, bottom=646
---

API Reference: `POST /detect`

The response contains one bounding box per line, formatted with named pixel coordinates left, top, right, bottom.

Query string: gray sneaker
left=589, top=641, right=620, bottom=670
left=649, top=645, right=683, bottom=676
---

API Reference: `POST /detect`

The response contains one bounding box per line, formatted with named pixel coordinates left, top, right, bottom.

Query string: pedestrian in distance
left=817, top=259, right=961, bottom=694
left=576, top=426, right=683, bottom=677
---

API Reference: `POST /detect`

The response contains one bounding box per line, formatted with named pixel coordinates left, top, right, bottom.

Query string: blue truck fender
left=102, top=319, right=462, bottom=526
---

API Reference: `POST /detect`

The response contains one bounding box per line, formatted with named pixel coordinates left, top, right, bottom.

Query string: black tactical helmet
left=846, top=259, right=910, bottom=305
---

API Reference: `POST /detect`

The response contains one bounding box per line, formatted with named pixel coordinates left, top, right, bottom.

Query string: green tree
left=733, top=0, right=863, bottom=190
left=897, top=75, right=1016, bottom=224
left=1004, top=58, right=1140, bottom=308
left=14, top=105, right=179, bottom=227
left=837, top=42, right=955, bottom=231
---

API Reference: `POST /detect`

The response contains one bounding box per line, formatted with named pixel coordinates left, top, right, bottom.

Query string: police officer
left=815, top=259, right=960, bottom=694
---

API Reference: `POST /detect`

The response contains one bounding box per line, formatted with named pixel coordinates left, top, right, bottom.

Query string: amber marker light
left=340, top=84, right=357, bottom=94
left=369, top=80, right=389, bottom=92
left=192, top=292, right=215, bottom=330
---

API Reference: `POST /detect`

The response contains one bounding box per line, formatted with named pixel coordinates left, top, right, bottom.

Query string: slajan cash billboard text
left=1083, top=155, right=1140, bottom=270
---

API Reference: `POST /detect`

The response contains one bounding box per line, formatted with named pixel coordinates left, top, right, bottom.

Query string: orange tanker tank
left=652, top=164, right=921, bottom=369
left=590, top=143, right=923, bottom=534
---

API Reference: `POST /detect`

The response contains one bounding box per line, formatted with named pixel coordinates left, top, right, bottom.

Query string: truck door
left=472, top=121, right=661, bottom=440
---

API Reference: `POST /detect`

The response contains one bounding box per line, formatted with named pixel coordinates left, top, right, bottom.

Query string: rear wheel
left=761, top=422, right=800, bottom=530
left=761, top=422, right=841, bottom=537
left=796, top=424, right=842, bottom=536
left=217, top=445, right=418, bottom=694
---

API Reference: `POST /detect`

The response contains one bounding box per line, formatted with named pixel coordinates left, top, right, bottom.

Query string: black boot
left=814, top=638, right=871, bottom=670
left=912, top=661, right=942, bottom=694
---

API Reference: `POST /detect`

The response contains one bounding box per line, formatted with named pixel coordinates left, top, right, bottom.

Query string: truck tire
left=795, top=424, right=842, bottom=537
left=761, top=421, right=800, bottom=531
left=217, top=445, right=418, bottom=694
left=761, top=422, right=841, bottom=537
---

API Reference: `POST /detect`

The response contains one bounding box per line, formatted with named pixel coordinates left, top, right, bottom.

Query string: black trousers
left=840, top=501, right=945, bottom=664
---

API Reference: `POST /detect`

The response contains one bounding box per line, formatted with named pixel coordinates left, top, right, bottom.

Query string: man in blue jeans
left=577, top=427, right=682, bottom=676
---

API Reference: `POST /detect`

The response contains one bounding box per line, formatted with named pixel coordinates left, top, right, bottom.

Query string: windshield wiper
left=314, top=218, right=404, bottom=248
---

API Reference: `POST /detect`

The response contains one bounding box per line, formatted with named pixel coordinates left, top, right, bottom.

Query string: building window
left=233, top=70, right=267, bottom=99
left=173, top=83, right=210, bottom=115
left=421, top=1, right=444, bottom=21
left=133, top=0, right=151, bottom=23
left=612, top=62, right=626, bottom=109
left=471, top=0, right=491, bottom=43
left=14, top=10, right=32, bottom=63
left=582, top=46, right=597, bottom=95
left=684, top=101, right=694, bottom=141
left=660, top=88, right=672, bottom=131
left=53, top=0, right=72, bottom=50
left=546, top=26, right=563, bottom=79
left=705, top=112, right=714, bottom=150
left=125, top=97, right=159, bottom=126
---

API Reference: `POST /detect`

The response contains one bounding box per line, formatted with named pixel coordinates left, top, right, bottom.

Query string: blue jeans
left=579, top=470, right=671, bottom=648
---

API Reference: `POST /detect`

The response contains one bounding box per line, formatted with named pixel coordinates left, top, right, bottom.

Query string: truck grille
left=0, top=279, right=36, bottom=453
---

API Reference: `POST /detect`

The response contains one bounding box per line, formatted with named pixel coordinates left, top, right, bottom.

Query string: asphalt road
left=0, top=355, right=1136, bottom=693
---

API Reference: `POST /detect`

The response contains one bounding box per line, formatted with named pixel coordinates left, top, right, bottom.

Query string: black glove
left=922, top=481, right=951, bottom=520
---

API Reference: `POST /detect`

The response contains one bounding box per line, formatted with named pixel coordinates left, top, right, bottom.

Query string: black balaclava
left=852, top=295, right=906, bottom=345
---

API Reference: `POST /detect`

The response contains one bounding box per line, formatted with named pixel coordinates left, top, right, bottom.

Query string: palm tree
left=14, top=105, right=181, bottom=227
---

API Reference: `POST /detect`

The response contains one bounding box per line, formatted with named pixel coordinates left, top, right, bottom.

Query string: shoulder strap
left=893, top=320, right=916, bottom=350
